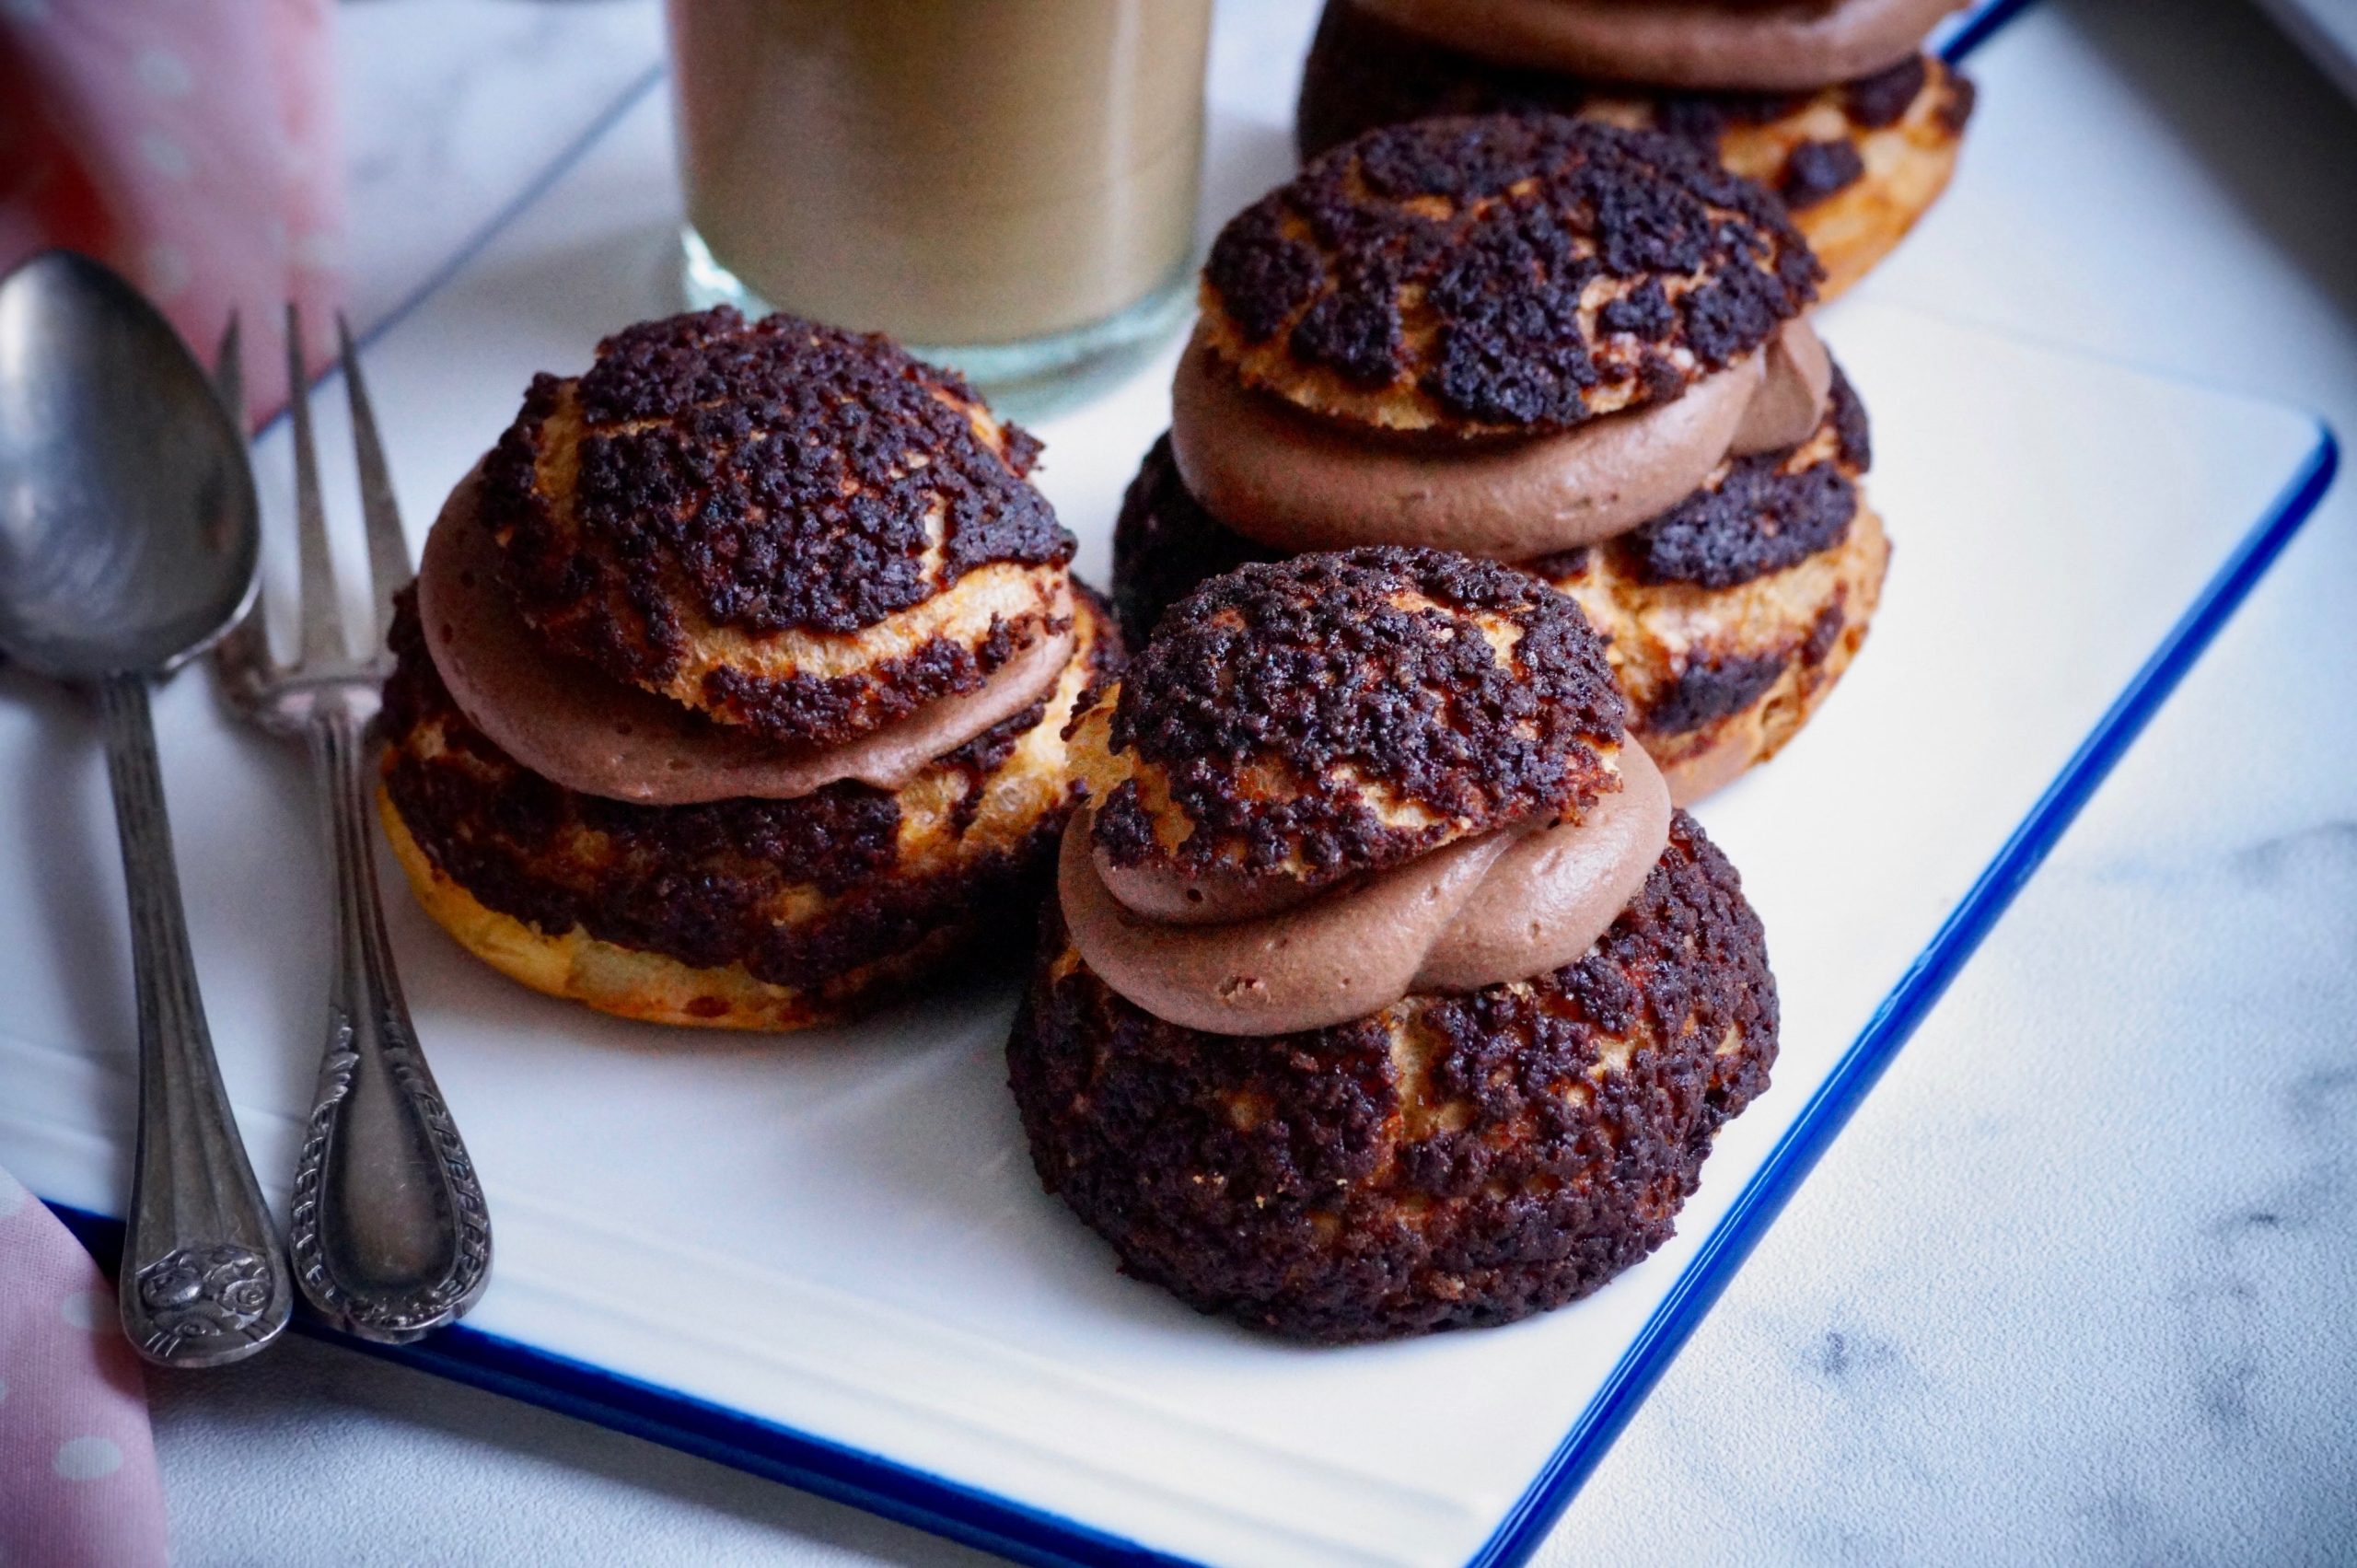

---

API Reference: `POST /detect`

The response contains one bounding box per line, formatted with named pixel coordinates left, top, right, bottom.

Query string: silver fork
left=214, top=307, right=491, bottom=1343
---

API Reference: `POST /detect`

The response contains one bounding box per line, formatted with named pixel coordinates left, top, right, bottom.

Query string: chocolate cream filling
left=1350, top=0, right=1968, bottom=91
left=1061, top=743, right=1673, bottom=1036
left=1096, top=835, right=1340, bottom=924
left=1169, top=319, right=1829, bottom=563
left=417, top=467, right=1075, bottom=806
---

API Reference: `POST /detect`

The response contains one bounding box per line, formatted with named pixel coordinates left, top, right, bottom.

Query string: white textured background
left=148, top=0, right=2357, bottom=1562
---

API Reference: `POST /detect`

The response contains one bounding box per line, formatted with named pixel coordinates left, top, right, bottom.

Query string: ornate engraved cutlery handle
left=288, top=700, right=490, bottom=1342
left=100, top=674, right=294, bottom=1367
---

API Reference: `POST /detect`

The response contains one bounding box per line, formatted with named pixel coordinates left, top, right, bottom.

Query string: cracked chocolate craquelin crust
left=1295, top=1, right=1976, bottom=301
left=1109, top=369, right=1883, bottom=798
left=479, top=307, right=1076, bottom=747
left=1006, top=809, right=1777, bottom=1342
left=1076, top=548, right=1625, bottom=893
left=377, top=583, right=1121, bottom=1031
left=1201, top=113, right=1820, bottom=436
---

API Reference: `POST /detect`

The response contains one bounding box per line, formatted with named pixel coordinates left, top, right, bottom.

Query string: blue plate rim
left=44, top=4, right=2344, bottom=1565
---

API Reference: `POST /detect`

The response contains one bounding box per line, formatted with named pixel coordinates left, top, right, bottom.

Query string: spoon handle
left=287, top=700, right=490, bottom=1342
left=99, top=673, right=293, bottom=1368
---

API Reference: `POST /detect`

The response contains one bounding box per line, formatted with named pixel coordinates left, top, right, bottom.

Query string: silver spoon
left=0, top=250, right=293, bottom=1367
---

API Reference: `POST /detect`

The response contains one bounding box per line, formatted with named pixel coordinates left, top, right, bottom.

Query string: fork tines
left=269, top=306, right=412, bottom=676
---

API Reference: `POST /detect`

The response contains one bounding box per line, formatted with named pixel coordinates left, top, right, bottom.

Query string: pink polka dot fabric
left=0, top=0, right=346, bottom=429
left=1, top=6, right=343, bottom=1555
left=0, top=1167, right=168, bottom=1568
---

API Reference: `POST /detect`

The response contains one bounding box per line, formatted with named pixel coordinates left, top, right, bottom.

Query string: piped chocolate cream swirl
left=419, top=466, right=1074, bottom=804
left=1059, top=550, right=1671, bottom=1036
left=1062, top=745, right=1669, bottom=1035
left=1173, top=316, right=1829, bottom=559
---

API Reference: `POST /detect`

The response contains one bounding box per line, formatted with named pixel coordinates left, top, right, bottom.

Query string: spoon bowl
left=0, top=250, right=258, bottom=677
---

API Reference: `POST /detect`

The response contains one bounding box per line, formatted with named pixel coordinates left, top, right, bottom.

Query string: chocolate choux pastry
left=1008, top=550, right=1779, bottom=1342
left=1113, top=116, right=1887, bottom=804
left=1295, top=0, right=1976, bottom=300
left=378, top=307, right=1121, bottom=1031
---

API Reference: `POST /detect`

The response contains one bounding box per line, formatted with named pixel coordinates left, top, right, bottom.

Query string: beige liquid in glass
left=668, top=0, right=1213, bottom=351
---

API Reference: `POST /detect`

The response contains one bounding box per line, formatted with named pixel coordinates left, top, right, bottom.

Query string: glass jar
left=667, top=0, right=1213, bottom=399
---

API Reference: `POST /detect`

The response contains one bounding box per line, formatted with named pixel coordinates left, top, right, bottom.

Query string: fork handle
left=288, top=698, right=491, bottom=1342
left=101, top=674, right=293, bottom=1367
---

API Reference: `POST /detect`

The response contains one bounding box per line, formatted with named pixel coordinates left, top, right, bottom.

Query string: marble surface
left=145, top=0, right=2356, bottom=1563
left=334, top=0, right=662, bottom=331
